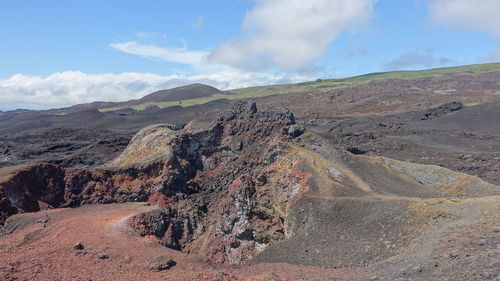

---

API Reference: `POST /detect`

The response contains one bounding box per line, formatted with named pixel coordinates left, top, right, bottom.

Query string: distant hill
left=230, top=62, right=500, bottom=97
left=48, top=101, right=118, bottom=114
left=45, top=83, right=231, bottom=114
left=34, top=62, right=500, bottom=114
left=103, top=63, right=500, bottom=113
left=128, top=83, right=227, bottom=104
left=103, top=83, right=232, bottom=111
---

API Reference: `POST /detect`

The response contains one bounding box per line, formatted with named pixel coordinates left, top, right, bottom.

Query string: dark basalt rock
left=347, top=146, right=367, bottom=155
left=287, top=124, right=305, bottom=138
left=421, top=101, right=463, bottom=120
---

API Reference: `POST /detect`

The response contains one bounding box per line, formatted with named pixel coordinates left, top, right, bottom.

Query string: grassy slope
left=99, top=63, right=500, bottom=112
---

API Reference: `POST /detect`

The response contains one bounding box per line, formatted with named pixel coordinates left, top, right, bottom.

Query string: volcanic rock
left=420, top=101, right=463, bottom=120
left=73, top=242, right=84, bottom=251
left=1, top=100, right=499, bottom=272
left=98, top=253, right=109, bottom=260
left=148, top=255, right=176, bottom=271
left=0, top=101, right=302, bottom=263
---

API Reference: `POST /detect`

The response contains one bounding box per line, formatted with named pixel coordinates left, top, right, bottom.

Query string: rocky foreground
left=1, top=102, right=310, bottom=263
left=1, top=102, right=499, bottom=280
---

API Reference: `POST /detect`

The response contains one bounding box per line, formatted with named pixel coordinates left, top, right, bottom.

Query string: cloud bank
left=0, top=71, right=310, bottom=110
left=208, top=0, right=377, bottom=70
left=428, top=0, right=500, bottom=37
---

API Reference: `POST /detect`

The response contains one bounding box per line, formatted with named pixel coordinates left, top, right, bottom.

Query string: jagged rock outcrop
left=420, top=101, right=463, bottom=120
left=0, top=164, right=66, bottom=223
left=124, top=101, right=303, bottom=263
left=0, top=102, right=305, bottom=263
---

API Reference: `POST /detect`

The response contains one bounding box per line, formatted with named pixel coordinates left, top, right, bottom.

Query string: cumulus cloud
left=384, top=51, right=455, bottom=70
left=428, top=0, right=500, bottom=36
left=2, top=1, right=381, bottom=110
left=0, top=71, right=310, bottom=110
left=208, top=0, right=377, bottom=70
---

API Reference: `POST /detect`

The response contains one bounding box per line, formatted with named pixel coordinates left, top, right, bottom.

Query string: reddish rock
left=0, top=102, right=308, bottom=263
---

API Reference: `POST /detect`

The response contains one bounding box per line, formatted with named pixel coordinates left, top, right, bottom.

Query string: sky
left=0, top=0, right=499, bottom=110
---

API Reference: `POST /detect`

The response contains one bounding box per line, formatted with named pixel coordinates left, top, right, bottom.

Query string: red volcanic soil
left=0, top=203, right=368, bottom=281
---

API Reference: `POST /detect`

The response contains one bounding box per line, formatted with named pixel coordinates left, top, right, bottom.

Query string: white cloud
left=132, top=31, right=168, bottom=41
left=110, top=41, right=232, bottom=74
left=428, top=0, right=500, bottom=36
left=0, top=71, right=311, bottom=110
left=6, top=28, right=313, bottom=110
left=110, top=1, right=380, bottom=72
left=3, top=1, right=381, bottom=110
left=208, top=0, right=377, bottom=70
left=110, top=41, right=208, bottom=66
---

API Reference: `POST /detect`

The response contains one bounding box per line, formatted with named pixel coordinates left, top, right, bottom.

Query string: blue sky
left=0, top=0, right=499, bottom=109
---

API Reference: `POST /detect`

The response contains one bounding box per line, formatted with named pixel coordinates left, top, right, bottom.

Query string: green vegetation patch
left=230, top=63, right=500, bottom=96
left=99, top=63, right=500, bottom=112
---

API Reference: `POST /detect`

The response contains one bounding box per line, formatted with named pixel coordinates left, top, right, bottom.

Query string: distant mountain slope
left=231, top=62, right=500, bottom=97
left=45, top=83, right=231, bottom=114
left=129, top=83, right=227, bottom=104
left=102, top=63, right=500, bottom=113
left=107, top=83, right=232, bottom=111
left=38, top=63, right=500, bottom=114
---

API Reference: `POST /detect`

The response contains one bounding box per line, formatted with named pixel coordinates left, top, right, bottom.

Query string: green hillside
left=230, top=63, right=500, bottom=96
left=100, top=63, right=500, bottom=112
